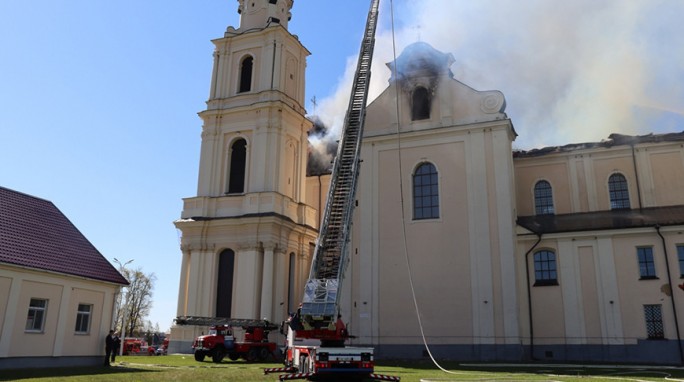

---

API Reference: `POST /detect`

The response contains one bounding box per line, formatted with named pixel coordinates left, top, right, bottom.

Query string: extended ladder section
left=175, top=316, right=277, bottom=330
left=301, top=0, right=380, bottom=326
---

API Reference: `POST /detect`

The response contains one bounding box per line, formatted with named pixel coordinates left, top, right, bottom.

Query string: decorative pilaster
left=260, top=245, right=276, bottom=320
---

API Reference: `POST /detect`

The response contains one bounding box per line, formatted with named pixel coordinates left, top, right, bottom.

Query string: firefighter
left=288, top=304, right=303, bottom=331
left=104, top=330, right=115, bottom=366
left=335, top=314, right=346, bottom=338
left=111, top=332, right=121, bottom=363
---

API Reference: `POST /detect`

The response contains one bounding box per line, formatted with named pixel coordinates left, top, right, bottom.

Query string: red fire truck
left=175, top=317, right=278, bottom=363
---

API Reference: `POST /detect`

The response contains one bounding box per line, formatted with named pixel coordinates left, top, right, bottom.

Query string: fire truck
left=122, top=338, right=143, bottom=355
left=175, top=316, right=279, bottom=363
left=265, top=0, right=399, bottom=380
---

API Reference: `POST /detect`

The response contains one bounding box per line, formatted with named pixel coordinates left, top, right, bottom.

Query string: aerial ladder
left=265, top=0, right=399, bottom=380
left=175, top=316, right=278, bottom=329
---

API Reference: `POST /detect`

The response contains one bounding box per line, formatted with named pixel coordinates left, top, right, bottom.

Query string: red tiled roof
left=0, top=186, right=128, bottom=285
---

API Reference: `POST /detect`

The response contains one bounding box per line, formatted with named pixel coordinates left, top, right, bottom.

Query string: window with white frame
left=413, top=162, right=439, bottom=220
left=534, top=180, right=554, bottom=215
left=25, top=298, right=48, bottom=332
left=75, top=304, right=92, bottom=333
left=533, top=249, right=558, bottom=286
left=637, top=246, right=657, bottom=279
left=608, top=173, right=630, bottom=210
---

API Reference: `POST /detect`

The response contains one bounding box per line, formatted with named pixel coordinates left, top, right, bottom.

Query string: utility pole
left=113, top=258, right=133, bottom=356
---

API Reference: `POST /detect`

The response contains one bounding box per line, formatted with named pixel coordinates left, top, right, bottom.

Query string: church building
left=171, top=0, right=684, bottom=364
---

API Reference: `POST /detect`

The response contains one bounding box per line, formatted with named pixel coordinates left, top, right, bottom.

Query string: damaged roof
left=517, top=205, right=684, bottom=235
left=514, top=131, right=684, bottom=158
left=0, top=186, right=128, bottom=285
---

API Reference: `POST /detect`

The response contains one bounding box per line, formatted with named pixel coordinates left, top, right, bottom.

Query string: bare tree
left=114, top=267, right=156, bottom=337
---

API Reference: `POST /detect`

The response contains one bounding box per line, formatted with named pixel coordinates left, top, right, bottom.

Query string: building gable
left=365, top=42, right=508, bottom=137
left=0, top=186, right=128, bottom=285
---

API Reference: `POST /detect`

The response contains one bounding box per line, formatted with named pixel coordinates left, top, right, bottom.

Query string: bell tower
left=237, top=0, right=293, bottom=30
left=171, top=0, right=317, bottom=352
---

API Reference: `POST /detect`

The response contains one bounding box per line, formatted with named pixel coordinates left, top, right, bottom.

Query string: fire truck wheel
left=211, top=349, right=225, bottom=363
left=245, top=348, right=258, bottom=362
left=194, top=350, right=205, bottom=362
left=228, top=352, right=239, bottom=361
left=258, top=347, right=269, bottom=361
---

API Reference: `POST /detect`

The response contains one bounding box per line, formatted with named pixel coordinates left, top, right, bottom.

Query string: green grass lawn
left=2, top=355, right=684, bottom=382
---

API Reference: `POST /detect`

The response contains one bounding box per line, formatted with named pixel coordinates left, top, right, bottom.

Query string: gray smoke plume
left=310, top=0, right=684, bottom=150
left=307, top=116, right=338, bottom=176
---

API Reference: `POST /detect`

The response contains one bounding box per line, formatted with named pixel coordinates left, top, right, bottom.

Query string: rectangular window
left=678, top=245, right=684, bottom=277
left=534, top=250, right=558, bottom=286
left=75, top=304, right=92, bottom=333
left=25, top=298, right=48, bottom=332
left=644, top=304, right=664, bottom=339
left=637, top=247, right=657, bottom=279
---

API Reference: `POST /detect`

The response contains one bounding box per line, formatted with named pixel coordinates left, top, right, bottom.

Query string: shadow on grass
left=0, top=365, right=160, bottom=381
left=376, top=359, right=684, bottom=379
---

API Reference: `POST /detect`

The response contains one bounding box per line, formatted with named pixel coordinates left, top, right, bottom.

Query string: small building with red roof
left=0, top=186, right=128, bottom=369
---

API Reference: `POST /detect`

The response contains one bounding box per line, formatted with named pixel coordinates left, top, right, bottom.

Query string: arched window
left=533, top=250, right=558, bottom=286
left=411, top=86, right=430, bottom=121
left=413, top=162, right=439, bottom=220
left=608, top=173, right=630, bottom=210
left=534, top=180, right=554, bottom=215
left=227, top=139, right=247, bottom=194
left=216, top=249, right=235, bottom=318
left=238, top=56, right=253, bottom=93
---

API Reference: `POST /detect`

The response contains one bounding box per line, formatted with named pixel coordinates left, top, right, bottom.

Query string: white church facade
left=171, top=0, right=684, bottom=364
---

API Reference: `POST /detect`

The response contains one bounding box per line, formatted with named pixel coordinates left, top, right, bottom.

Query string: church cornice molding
left=201, top=92, right=308, bottom=120
left=214, top=25, right=310, bottom=56
left=363, top=118, right=514, bottom=142
left=179, top=242, right=216, bottom=253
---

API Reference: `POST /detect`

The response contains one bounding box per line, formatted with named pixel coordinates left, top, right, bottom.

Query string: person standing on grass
left=104, top=330, right=115, bottom=366
left=111, top=332, right=121, bottom=363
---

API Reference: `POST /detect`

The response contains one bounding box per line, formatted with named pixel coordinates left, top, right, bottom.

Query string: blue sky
left=0, top=0, right=377, bottom=332
left=2, top=1, right=683, bottom=331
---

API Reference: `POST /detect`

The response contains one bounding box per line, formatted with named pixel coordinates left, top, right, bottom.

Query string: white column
left=233, top=247, right=262, bottom=318
left=197, top=120, right=220, bottom=197
left=215, top=43, right=232, bottom=99
left=558, top=239, right=586, bottom=344
left=356, top=141, right=377, bottom=344
left=467, top=131, right=495, bottom=344
left=209, top=49, right=219, bottom=99
left=188, top=249, right=203, bottom=316
left=584, top=156, right=598, bottom=211
left=492, top=128, right=520, bottom=344
left=568, top=158, right=581, bottom=212
left=260, top=246, right=275, bottom=320
left=0, top=275, right=22, bottom=357
left=595, top=237, right=624, bottom=344
left=273, top=248, right=289, bottom=323
left=200, top=249, right=217, bottom=317
left=52, top=283, right=72, bottom=356
left=636, top=148, right=654, bottom=207
left=176, top=248, right=191, bottom=316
